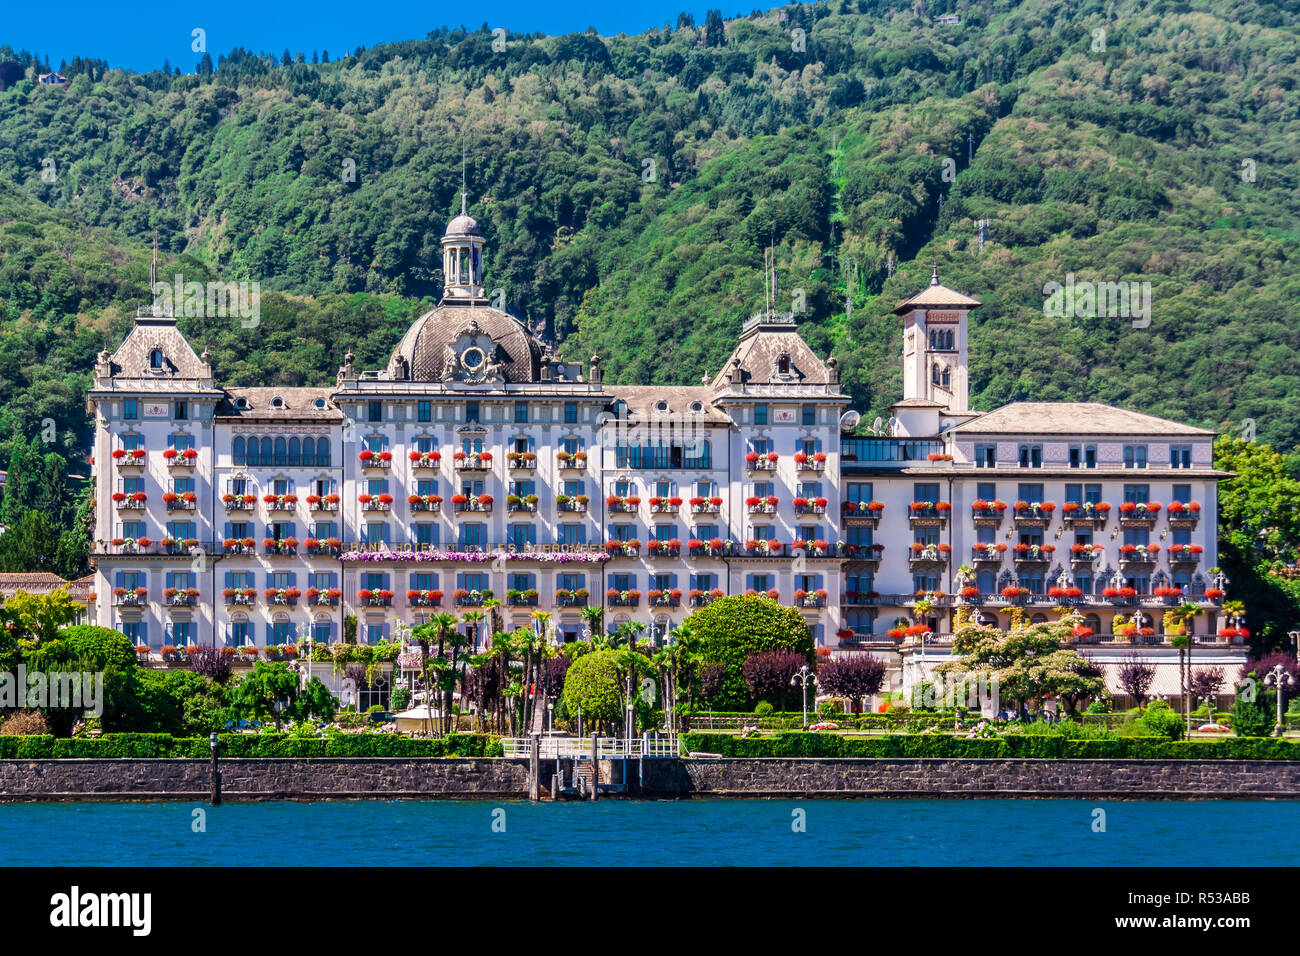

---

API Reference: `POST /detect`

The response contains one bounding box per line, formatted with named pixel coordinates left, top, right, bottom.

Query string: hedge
left=0, top=733, right=502, bottom=759
left=680, top=732, right=1300, bottom=760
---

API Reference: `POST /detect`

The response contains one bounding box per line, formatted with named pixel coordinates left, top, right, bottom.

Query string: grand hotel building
left=87, top=204, right=1229, bottom=651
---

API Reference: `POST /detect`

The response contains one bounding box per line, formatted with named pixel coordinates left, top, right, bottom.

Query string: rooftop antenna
left=460, top=128, right=468, bottom=216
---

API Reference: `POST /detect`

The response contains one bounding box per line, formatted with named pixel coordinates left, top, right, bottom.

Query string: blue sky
left=4, top=1, right=764, bottom=73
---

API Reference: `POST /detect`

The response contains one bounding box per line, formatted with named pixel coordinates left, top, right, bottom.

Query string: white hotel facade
left=86, top=204, right=1231, bottom=653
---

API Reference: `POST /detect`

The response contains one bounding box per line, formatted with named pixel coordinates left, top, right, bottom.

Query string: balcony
left=746, top=497, right=778, bottom=515
left=222, top=589, right=257, bottom=606
left=111, top=450, right=148, bottom=471
left=606, top=496, right=640, bottom=513
left=688, top=541, right=730, bottom=558
left=359, top=496, right=392, bottom=512
left=506, top=452, right=538, bottom=471
left=263, top=538, right=298, bottom=556
left=452, top=495, right=493, bottom=514
left=263, top=494, right=298, bottom=513
left=603, top=541, right=641, bottom=559
left=844, top=544, right=884, bottom=564
left=1167, top=546, right=1203, bottom=565
left=791, top=540, right=834, bottom=558
left=648, top=497, right=682, bottom=515
left=358, top=590, right=394, bottom=607
left=1118, top=547, right=1159, bottom=564
left=555, top=590, right=589, bottom=607
left=970, top=501, right=1006, bottom=526
left=223, top=495, right=256, bottom=511
left=454, top=590, right=492, bottom=607
left=407, top=495, right=443, bottom=513
left=159, top=539, right=201, bottom=556
left=163, top=450, right=198, bottom=470
left=606, top=590, right=641, bottom=607
left=1062, top=503, right=1109, bottom=527
left=742, top=540, right=783, bottom=558
left=646, top=541, right=681, bottom=559
left=113, top=589, right=148, bottom=606
left=1011, top=503, right=1054, bottom=527
left=308, top=589, right=342, bottom=607
left=794, top=454, right=826, bottom=473
left=164, top=589, right=199, bottom=607
left=647, top=591, right=682, bottom=608
left=908, top=503, right=950, bottom=525
left=408, top=452, right=442, bottom=471
left=842, top=501, right=884, bottom=526
left=794, top=591, right=828, bottom=609
left=690, top=590, right=723, bottom=607
left=163, top=494, right=197, bottom=512
left=908, top=546, right=950, bottom=567
left=1012, top=546, right=1056, bottom=565
left=689, top=498, right=722, bottom=515
left=1167, top=503, right=1201, bottom=526
left=793, top=498, right=828, bottom=516
left=264, top=588, right=302, bottom=606
left=304, top=538, right=342, bottom=557
left=453, top=453, right=492, bottom=472
left=113, top=494, right=147, bottom=510
left=507, top=590, right=539, bottom=607
left=506, top=495, right=539, bottom=514
left=971, top=545, right=1007, bottom=564
left=1069, top=546, right=1104, bottom=565
left=223, top=539, right=258, bottom=556
left=556, top=496, right=589, bottom=513
left=358, top=452, right=393, bottom=470
left=556, top=452, right=587, bottom=471
left=1118, top=504, right=1160, bottom=527
left=745, top=454, right=778, bottom=473
left=842, top=591, right=881, bottom=607
left=307, top=496, right=340, bottom=512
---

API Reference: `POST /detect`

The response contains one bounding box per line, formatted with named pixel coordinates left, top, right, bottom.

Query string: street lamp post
left=1265, top=663, right=1293, bottom=737
left=791, top=664, right=817, bottom=729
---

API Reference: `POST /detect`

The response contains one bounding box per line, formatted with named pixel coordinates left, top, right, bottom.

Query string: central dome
left=445, top=213, right=480, bottom=237
left=387, top=305, right=543, bottom=383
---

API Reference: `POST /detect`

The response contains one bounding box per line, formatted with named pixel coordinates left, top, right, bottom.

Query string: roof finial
left=150, top=232, right=158, bottom=295
left=931, top=262, right=939, bottom=286
left=460, top=129, right=467, bottom=216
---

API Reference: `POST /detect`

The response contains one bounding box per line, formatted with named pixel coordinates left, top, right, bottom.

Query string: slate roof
left=893, top=270, right=982, bottom=314
left=215, top=387, right=343, bottom=422
left=954, top=402, right=1215, bottom=436
left=603, top=385, right=733, bottom=425
left=710, top=317, right=835, bottom=390
left=387, top=304, right=543, bottom=383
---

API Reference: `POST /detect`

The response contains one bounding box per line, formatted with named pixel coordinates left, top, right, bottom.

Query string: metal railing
left=499, top=736, right=681, bottom=759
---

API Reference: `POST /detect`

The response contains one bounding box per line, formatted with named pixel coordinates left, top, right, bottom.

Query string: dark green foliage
left=680, top=732, right=1300, bottom=759
left=1137, top=700, right=1184, bottom=740
left=561, top=649, right=623, bottom=727
left=683, top=595, right=814, bottom=709
left=0, top=732, right=501, bottom=758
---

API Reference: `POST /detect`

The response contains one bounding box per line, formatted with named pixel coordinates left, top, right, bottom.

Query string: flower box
left=223, top=493, right=257, bottom=511
left=408, top=494, right=444, bottom=512
left=908, top=501, right=950, bottom=521
left=606, top=590, right=641, bottom=607
left=506, top=494, right=540, bottom=513
left=358, top=450, right=392, bottom=469
left=452, top=494, right=493, bottom=513
left=409, top=451, right=442, bottom=468
left=690, top=497, right=723, bottom=514
left=453, top=451, right=492, bottom=471
left=556, top=451, right=588, bottom=470
left=556, top=495, right=589, bottom=512
left=506, top=452, right=538, bottom=469
left=112, top=448, right=147, bottom=469
left=745, top=452, right=778, bottom=472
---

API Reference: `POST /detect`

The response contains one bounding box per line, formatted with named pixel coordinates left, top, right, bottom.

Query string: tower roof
left=893, top=267, right=981, bottom=314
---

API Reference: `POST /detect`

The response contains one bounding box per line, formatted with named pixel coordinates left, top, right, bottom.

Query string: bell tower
left=441, top=190, right=487, bottom=303
left=894, top=267, right=980, bottom=412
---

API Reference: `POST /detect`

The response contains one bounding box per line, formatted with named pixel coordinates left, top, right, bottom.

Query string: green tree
left=682, top=594, right=814, bottom=709
left=561, top=649, right=624, bottom=731
left=227, top=661, right=302, bottom=729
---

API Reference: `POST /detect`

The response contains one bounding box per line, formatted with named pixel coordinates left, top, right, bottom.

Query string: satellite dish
left=871, top=416, right=883, bottom=435
left=886, top=416, right=900, bottom=436
left=839, top=410, right=861, bottom=431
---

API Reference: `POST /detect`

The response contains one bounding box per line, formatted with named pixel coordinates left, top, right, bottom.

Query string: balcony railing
left=556, top=453, right=587, bottom=470
left=506, top=454, right=538, bottom=470
left=908, top=504, right=950, bottom=523
left=308, top=498, right=340, bottom=512
left=647, top=593, right=681, bottom=608
left=358, top=454, right=392, bottom=469
left=113, top=497, right=146, bottom=510
left=908, top=547, right=950, bottom=566
left=223, top=496, right=256, bottom=511
left=607, top=593, right=641, bottom=607
left=555, top=592, right=589, bottom=607
left=1012, top=547, right=1055, bottom=564
left=163, top=497, right=197, bottom=512
left=407, top=497, right=443, bottom=512
left=745, top=457, right=778, bottom=472
left=1012, top=506, right=1054, bottom=525
left=453, top=498, right=493, bottom=514
left=113, top=591, right=148, bottom=606
left=1167, top=548, right=1203, bottom=564
left=556, top=498, right=588, bottom=513
left=689, top=499, right=722, bottom=514
left=453, top=455, right=492, bottom=471
left=222, top=591, right=257, bottom=606
left=794, top=457, right=826, bottom=472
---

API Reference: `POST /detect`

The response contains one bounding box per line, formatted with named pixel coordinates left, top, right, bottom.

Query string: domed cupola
left=441, top=192, right=486, bottom=303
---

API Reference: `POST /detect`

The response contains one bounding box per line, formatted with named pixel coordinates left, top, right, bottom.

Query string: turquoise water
left=2, top=799, right=1298, bottom=866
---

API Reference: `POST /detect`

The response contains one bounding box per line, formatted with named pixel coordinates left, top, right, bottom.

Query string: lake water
left=2, top=799, right=1298, bottom=866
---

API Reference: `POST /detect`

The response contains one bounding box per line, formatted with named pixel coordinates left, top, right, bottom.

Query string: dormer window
left=655, top=400, right=668, bottom=412
left=149, top=348, right=164, bottom=370
left=612, top=400, right=629, bottom=419
left=271, top=396, right=285, bottom=409
left=778, top=354, right=790, bottom=375
left=234, top=397, right=249, bottom=410
left=314, top=398, right=326, bottom=409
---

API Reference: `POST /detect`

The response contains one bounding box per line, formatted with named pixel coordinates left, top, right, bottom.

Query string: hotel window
left=458, top=523, right=486, bottom=549
left=802, top=404, right=816, bottom=426
left=977, top=482, right=996, bottom=501
left=1123, top=484, right=1150, bottom=504
left=1084, top=483, right=1102, bottom=505
left=846, top=525, right=873, bottom=548
left=1173, top=483, right=1191, bottom=503
left=563, top=480, right=584, bottom=497
left=170, top=476, right=195, bottom=495
left=124, top=398, right=138, bottom=420
left=846, top=482, right=873, bottom=505
left=169, top=622, right=191, bottom=646
left=1018, top=444, right=1042, bottom=468
left=417, top=400, right=432, bottom=423
left=414, top=524, right=438, bottom=546
left=367, top=401, right=383, bottom=423
left=1170, top=444, right=1192, bottom=469
left=1068, top=444, right=1096, bottom=468
left=753, top=404, right=768, bottom=426
left=465, top=400, right=480, bottom=423
left=509, top=524, right=536, bottom=549
left=753, top=481, right=775, bottom=499
left=1123, top=444, right=1148, bottom=469
left=974, top=444, right=995, bottom=468
left=560, top=525, right=586, bottom=547
left=564, top=402, right=579, bottom=424
left=514, top=401, right=529, bottom=424
left=1017, top=483, right=1044, bottom=504
left=696, top=523, right=718, bottom=540
left=750, top=437, right=771, bottom=456
left=174, top=401, right=188, bottom=420
left=613, top=524, right=634, bottom=543
left=562, top=436, right=581, bottom=455
left=363, top=522, right=388, bottom=544
left=913, top=482, right=939, bottom=502
left=169, top=433, right=194, bottom=452
left=150, top=349, right=164, bottom=369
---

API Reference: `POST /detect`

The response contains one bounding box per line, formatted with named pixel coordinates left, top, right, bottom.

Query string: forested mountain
left=1, top=0, right=1298, bottom=474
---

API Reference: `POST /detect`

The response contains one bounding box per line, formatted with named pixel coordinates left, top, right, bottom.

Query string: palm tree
left=430, top=612, right=461, bottom=734
left=579, top=604, right=604, bottom=641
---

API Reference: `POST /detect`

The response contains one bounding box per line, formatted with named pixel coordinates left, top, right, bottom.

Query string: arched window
left=260, top=438, right=273, bottom=467
left=149, top=348, right=164, bottom=369
left=1084, top=613, right=1101, bottom=634
left=316, top=438, right=331, bottom=466
left=932, top=362, right=942, bottom=385
left=288, top=438, right=301, bottom=466
left=232, top=437, right=245, bottom=466
left=778, top=354, right=790, bottom=374
left=941, top=366, right=951, bottom=388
